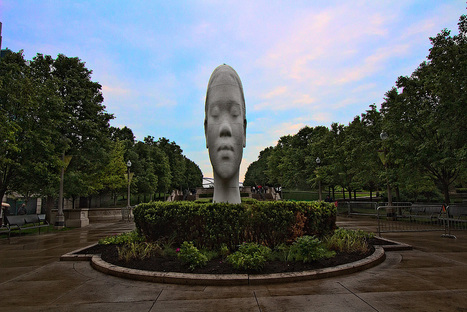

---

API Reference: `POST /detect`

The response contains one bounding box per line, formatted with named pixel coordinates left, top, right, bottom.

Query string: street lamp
left=55, top=152, right=66, bottom=229
left=316, top=157, right=322, bottom=201
left=127, top=160, right=132, bottom=209
left=380, top=131, right=394, bottom=217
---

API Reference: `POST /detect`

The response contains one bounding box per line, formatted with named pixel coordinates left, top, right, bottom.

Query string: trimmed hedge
left=133, top=201, right=336, bottom=250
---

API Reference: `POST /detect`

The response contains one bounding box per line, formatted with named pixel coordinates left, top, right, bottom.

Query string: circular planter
left=89, top=246, right=385, bottom=286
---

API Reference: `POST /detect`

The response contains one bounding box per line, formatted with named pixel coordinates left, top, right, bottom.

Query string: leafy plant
left=326, top=228, right=373, bottom=254
left=288, top=235, right=335, bottom=263
left=227, top=242, right=271, bottom=271
left=220, top=244, right=230, bottom=260
left=117, top=241, right=161, bottom=262
left=177, top=241, right=208, bottom=271
left=99, top=230, right=145, bottom=245
left=271, top=243, right=290, bottom=262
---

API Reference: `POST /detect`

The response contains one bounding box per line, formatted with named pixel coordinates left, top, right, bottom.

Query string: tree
left=49, top=54, right=113, bottom=205
left=358, top=105, right=386, bottom=201
left=133, top=140, right=158, bottom=201
left=244, top=147, right=273, bottom=187
left=0, top=51, right=62, bottom=202
left=183, top=157, right=203, bottom=190
left=381, top=15, right=467, bottom=203
left=142, top=136, right=172, bottom=198
left=99, top=140, right=127, bottom=205
left=156, top=137, right=185, bottom=191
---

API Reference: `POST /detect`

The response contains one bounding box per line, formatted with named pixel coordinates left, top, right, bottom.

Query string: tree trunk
left=342, top=188, right=345, bottom=200
left=443, top=182, right=451, bottom=204
left=370, top=190, right=373, bottom=202
left=79, top=196, right=88, bottom=208
left=45, top=196, right=55, bottom=223
left=0, top=189, right=6, bottom=205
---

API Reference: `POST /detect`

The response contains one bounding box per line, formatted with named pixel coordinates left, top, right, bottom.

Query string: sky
left=1, top=1, right=465, bottom=182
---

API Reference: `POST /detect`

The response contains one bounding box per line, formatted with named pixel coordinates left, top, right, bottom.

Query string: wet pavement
left=1, top=217, right=466, bottom=311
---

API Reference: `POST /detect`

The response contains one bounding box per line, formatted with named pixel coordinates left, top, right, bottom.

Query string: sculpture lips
left=218, top=145, right=234, bottom=152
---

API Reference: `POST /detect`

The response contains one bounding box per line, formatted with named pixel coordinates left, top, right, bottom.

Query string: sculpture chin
left=209, top=148, right=242, bottom=181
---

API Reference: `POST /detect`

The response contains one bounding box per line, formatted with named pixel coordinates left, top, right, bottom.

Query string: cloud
left=102, top=85, right=132, bottom=97
left=335, top=44, right=411, bottom=84
left=293, top=94, right=315, bottom=105
left=262, top=86, right=288, bottom=99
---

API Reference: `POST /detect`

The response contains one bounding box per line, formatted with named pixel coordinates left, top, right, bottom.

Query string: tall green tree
left=244, top=147, right=273, bottom=187
left=156, top=137, right=185, bottom=191
left=49, top=54, right=113, bottom=205
left=381, top=15, right=467, bottom=203
left=183, top=157, right=203, bottom=190
left=0, top=51, right=62, bottom=202
left=100, top=140, right=127, bottom=205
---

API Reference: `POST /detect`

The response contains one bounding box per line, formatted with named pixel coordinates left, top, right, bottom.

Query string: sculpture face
left=205, top=66, right=246, bottom=182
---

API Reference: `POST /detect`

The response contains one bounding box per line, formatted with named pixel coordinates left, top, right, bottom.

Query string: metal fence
left=376, top=204, right=467, bottom=237
left=340, top=201, right=378, bottom=216
left=339, top=201, right=412, bottom=217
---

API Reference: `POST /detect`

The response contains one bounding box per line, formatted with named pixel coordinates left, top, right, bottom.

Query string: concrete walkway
left=1, top=217, right=466, bottom=311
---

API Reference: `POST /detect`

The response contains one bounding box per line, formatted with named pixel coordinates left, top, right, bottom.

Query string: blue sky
left=1, top=1, right=465, bottom=181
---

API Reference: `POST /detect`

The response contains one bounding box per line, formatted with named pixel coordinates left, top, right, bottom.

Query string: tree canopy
left=244, top=15, right=467, bottom=203
left=1, top=51, right=203, bottom=206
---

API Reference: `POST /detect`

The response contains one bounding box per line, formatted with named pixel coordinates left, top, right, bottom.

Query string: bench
left=408, top=205, right=442, bottom=224
left=446, top=205, right=467, bottom=219
left=5, top=214, right=49, bottom=238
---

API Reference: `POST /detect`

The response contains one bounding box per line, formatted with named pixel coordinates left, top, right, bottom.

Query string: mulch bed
left=77, top=237, right=388, bottom=275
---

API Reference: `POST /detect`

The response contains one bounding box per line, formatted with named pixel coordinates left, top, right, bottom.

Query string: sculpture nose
left=219, top=121, right=232, bottom=137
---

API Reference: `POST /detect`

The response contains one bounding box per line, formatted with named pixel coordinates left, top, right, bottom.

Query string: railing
left=339, top=201, right=411, bottom=217
left=344, top=201, right=378, bottom=216
left=376, top=204, right=467, bottom=237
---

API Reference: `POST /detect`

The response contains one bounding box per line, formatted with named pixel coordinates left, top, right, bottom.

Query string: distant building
left=0, top=22, right=10, bottom=58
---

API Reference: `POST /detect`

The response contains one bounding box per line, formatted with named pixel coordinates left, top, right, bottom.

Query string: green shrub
left=220, top=244, right=230, bottom=259
left=240, top=197, right=258, bottom=204
left=177, top=241, right=208, bottom=271
left=194, top=198, right=213, bottom=203
left=288, top=236, right=335, bottom=263
left=117, top=241, right=161, bottom=262
left=99, top=230, right=144, bottom=245
left=133, top=200, right=336, bottom=250
left=227, top=242, right=271, bottom=271
left=326, top=228, right=373, bottom=254
left=271, top=243, right=290, bottom=262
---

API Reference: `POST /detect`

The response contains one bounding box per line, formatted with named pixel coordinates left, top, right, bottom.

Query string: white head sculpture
left=205, top=65, right=246, bottom=204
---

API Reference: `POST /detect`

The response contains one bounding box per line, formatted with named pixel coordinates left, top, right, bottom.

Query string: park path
left=0, top=217, right=466, bottom=311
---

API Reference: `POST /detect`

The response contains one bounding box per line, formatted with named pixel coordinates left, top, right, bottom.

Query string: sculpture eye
left=231, top=106, right=240, bottom=117
left=210, top=106, right=219, bottom=118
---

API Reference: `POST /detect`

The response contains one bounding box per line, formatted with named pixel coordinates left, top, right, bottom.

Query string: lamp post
left=55, top=152, right=66, bottom=229
left=127, top=160, right=132, bottom=209
left=380, top=131, right=395, bottom=218
left=316, top=157, right=322, bottom=201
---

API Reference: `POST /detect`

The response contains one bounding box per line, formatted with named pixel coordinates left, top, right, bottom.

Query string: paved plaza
left=1, top=217, right=466, bottom=311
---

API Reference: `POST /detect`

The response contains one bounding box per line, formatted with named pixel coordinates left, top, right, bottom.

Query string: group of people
left=249, top=185, right=283, bottom=200
left=251, top=185, right=269, bottom=194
